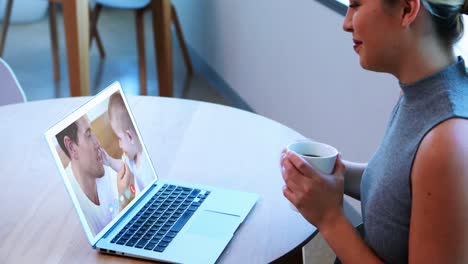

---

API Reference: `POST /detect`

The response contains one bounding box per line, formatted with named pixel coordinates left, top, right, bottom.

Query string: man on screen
left=56, top=115, right=135, bottom=236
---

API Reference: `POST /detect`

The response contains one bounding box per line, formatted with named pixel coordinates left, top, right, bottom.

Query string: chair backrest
left=94, top=0, right=150, bottom=9
left=0, top=58, right=26, bottom=106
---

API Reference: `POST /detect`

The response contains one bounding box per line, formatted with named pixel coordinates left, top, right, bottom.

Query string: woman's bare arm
left=342, top=160, right=367, bottom=200
left=409, top=118, right=468, bottom=263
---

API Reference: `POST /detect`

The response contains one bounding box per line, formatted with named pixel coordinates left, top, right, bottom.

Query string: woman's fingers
left=282, top=159, right=303, bottom=189
left=280, top=148, right=288, bottom=169
left=282, top=185, right=298, bottom=205
left=287, top=151, right=321, bottom=177
left=280, top=138, right=311, bottom=168
left=333, top=154, right=346, bottom=176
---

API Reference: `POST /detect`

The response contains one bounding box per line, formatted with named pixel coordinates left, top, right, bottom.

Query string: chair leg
left=171, top=4, right=193, bottom=76
left=135, top=9, right=147, bottom=95
left=89, top=3, right=106, bottom=58
left=48, top=2, right=60, bottom=81
left=0, top=0, right=14, bottom=56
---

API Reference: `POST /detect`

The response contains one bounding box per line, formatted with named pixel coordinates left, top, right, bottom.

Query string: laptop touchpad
left=187, top=210, right=240, bottom=239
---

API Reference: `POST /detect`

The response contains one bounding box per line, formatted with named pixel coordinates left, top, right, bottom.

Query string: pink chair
left=0, top=58, right=26, bottom=106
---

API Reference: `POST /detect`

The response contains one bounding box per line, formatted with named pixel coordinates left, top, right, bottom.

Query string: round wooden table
left=0, top=96, right=317, bottom=263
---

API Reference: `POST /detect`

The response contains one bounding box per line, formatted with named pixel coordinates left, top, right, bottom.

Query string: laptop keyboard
left=110, top=184, right=210, bottom=252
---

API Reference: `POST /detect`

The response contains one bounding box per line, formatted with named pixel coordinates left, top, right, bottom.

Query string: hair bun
left=463, top=0, right=468, bottom=15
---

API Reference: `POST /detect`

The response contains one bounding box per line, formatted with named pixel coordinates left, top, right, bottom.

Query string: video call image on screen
left=53, top=91, right=155, bottom=237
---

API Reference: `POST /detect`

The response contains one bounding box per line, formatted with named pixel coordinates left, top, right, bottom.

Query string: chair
left=48, top=0, right=106, bottom=82
left=1, top=1, right=192, bottom=96
left=0, top=58, right=26, bottom=106
left=0, top=0, right=106, bottom=82
left=91, top=0, right=193, bottom=95
left=0, top=0, right=14, bottom=57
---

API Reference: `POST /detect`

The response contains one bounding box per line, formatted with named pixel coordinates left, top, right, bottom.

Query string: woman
left=280, top=0, right=468, bottom=262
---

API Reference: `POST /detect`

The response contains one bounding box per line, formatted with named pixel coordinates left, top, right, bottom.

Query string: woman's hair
left=421, top=0, right=468, bottom=45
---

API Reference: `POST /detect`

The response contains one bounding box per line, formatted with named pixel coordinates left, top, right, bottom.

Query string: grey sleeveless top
left=361, top=57, right=468, bottom=263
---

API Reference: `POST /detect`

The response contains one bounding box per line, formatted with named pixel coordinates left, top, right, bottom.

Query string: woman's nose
left=342, top=10, right=353, bottom=32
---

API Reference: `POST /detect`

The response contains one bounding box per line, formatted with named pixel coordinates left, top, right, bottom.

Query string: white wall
left=172, top=0, right=401, bottom=162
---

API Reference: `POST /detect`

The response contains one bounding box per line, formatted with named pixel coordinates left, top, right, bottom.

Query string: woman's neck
left=396, top=37, right=456, bottom=85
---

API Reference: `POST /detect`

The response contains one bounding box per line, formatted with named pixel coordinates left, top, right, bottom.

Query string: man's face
left=73, top=116, right=105, bottom=179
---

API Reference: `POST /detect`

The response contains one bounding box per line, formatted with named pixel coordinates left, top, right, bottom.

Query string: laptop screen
left=45, top=83, right=157, bottom=244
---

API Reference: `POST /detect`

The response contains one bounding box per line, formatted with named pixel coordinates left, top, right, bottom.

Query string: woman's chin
left=361, top=63, right=373, bottom=71
left=359, top=57, right=381, bottom=73
left=359, top=56, right=370, bottom=70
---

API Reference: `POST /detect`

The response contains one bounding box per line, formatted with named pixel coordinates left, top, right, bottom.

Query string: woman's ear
left=401, top=0, right=421, bottom=27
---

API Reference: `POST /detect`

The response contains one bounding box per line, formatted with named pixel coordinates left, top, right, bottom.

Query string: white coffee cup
left=284, top=141, right=339, bottom=212
left=286, top=141, right=338, bottom=174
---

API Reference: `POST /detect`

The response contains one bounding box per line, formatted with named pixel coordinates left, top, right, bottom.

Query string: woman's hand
left=279, top=138, right=315, bottom=168
left=280, top=150, right=346, bottom=230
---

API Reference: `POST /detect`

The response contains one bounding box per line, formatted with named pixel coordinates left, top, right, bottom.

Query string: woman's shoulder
left=421, top=118, right=468, bottom=147
left=412, top=117, right=468, bottom=184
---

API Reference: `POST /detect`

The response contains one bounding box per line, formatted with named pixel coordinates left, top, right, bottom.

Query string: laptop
left=45, top=82, right=259, bottom=264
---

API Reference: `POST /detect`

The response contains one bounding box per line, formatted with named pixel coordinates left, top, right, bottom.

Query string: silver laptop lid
left=45, top=82, right=158, bottom=246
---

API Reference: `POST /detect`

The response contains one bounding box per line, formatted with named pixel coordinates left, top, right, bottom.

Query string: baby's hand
left=99, top=147, right=111, bottom=167
left=100, top=147, right=123, bottom=172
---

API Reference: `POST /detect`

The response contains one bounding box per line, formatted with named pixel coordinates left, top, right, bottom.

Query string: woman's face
left=343, top=0, right=404, bottom=73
